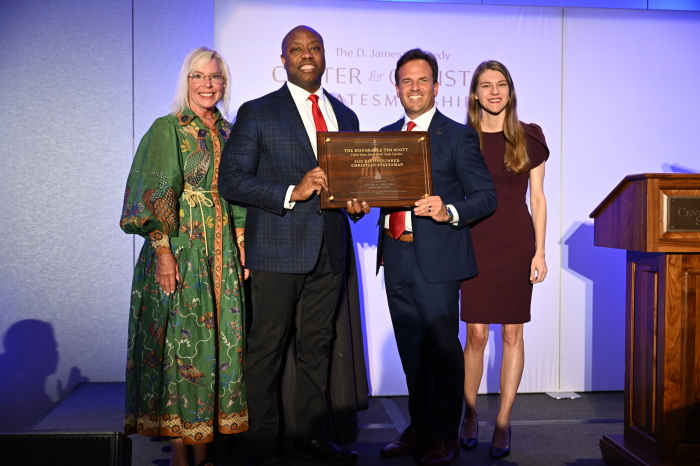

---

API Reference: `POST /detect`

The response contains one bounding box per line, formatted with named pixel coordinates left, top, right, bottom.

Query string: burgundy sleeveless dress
left=460, top=123, right=549, bottom=324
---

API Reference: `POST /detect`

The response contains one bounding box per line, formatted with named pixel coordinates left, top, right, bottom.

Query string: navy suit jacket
left=376, top=110, right=497, bottom=283
left=219, top=83, right=360, bottom=274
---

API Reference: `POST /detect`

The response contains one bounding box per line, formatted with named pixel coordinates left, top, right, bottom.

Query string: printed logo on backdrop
left=272, top=46, right=472, bottom=110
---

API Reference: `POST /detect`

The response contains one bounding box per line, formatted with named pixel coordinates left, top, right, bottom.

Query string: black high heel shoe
left=489, top=425, right=511, bottom=460
left=459, top=414, right=478, bottom=450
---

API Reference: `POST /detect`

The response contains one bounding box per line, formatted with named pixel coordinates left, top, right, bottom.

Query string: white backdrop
left=215, top=0, right=700, bottom=396
left=559, top=7, right=700, bottom=391
left=215, top=0, right=564, bottom=395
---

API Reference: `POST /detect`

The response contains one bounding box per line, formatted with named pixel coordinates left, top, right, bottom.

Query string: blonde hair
left=170, top=47, right=232, bottom=118
left=468, top=60, right=529, bottom=174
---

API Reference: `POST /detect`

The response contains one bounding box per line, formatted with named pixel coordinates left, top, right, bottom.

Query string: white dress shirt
left=383, top=106, right=459, bottom=230
left=284, top=82, right=339, bottom=209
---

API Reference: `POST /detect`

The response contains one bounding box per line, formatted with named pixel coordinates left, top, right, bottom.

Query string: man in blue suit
left=219, top=26, right=366, bottom=466
left=377, top=49, right=497, bottom=466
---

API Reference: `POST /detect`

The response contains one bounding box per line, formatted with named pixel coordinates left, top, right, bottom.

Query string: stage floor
left=28, top=382, right=622, bottom=465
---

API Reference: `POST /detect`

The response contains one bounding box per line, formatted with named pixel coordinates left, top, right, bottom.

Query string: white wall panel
left=0, top=0, right=133, bottom=421
left=134, top=0, right=216, bottom=140
left=0, top=0, right=217, bottom=430
left=559, top=7, right=700, bottom=390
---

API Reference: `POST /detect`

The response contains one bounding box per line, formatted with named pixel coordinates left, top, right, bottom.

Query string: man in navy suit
left=377, top=49, right=497, bottom=466
left=219, top=26, right=366, bottom=466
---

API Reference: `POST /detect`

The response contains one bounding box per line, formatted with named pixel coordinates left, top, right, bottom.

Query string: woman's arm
left=121, top=117, right=184, bottom=295
left=529, top=162, right=547, bottom=283
left=235, top=226, right=248, bottom=280
left=230, top=202, right=248, bottom=280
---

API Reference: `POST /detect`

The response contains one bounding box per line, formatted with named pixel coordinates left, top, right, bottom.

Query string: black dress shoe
left=489, top=425, right=511, bottom=460
left=379, top=426, right=435, bottom=457
left=421, top=439, right=460, bottom=465
left=293, top=437, right=358, bottom=464
left=459, top=414, right=478, bottom=450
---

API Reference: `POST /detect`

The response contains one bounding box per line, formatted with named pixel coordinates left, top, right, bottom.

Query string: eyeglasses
left=188, top=73, right=224, bottom=84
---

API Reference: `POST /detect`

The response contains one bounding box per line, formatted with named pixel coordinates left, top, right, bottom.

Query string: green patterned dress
left=120, top=108, right=247, bottom=444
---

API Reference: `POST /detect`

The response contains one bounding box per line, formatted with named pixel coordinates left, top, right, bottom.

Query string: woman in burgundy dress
left=459, top=60, right=549, bottom=460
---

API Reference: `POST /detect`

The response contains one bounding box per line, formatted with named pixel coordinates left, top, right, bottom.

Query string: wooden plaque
left=317, top=131, right=432, bottom=208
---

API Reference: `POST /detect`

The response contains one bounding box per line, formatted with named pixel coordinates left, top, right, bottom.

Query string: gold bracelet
left=236, top=234, right=245, bottom=246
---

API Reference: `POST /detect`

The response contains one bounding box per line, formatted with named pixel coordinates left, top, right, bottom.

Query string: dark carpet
left=23, top=382, right=622, bottom=466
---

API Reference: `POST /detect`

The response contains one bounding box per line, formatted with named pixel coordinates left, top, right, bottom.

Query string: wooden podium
left=590, top=174, right=700, bottom=465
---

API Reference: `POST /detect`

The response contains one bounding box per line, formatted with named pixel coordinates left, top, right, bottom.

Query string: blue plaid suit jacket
left=219, top=84, right=360, bottom=274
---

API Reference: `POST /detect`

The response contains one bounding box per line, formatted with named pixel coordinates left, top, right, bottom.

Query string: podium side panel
left=666, top=255, right=700, bottom=463
left=595, top=180, right=647, bottom=251
left=630, top=261, right=659, bottom=440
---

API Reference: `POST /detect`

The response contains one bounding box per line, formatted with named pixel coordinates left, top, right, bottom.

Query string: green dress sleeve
left=230, top=202, right=246, bottom=229
left=120, top=117, right=184, bottom=251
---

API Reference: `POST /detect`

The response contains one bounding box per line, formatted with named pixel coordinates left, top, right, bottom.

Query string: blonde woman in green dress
left=120, top=47, right=247, bottom=466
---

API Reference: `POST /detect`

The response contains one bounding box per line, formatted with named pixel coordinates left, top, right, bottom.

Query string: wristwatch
left=446, top=206, right=454, bottom=223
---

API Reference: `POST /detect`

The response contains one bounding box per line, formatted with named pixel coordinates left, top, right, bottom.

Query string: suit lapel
left=326, top=91, right=345, bottom=131
left=276, top=84, right=317, bottom=164
left=384, top=117, right=404, bottom=132
left=428, top=109, right=447, bottom=156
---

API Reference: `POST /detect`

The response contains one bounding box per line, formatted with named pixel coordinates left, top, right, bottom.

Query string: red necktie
left=388, top=121, right=417, bottom=239
left=308, top=94, right=328, bottom=132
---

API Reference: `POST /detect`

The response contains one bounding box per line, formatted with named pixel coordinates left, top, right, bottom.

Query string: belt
left=385, top=229, right=413, bottom=242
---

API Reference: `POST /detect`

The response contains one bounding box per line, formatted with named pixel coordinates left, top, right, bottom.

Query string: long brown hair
left=468, top=60, right=529, bottom=174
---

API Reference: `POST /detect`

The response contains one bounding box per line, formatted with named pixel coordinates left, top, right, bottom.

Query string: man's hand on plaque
left=291, top=166, right=328, bottom=201
left=415, top=196, right=450, bottom=222
left=346, top=199, right=369, bottom=221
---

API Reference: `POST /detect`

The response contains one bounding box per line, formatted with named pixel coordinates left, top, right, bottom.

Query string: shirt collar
left=177, top=106, right=221, bottom=126
left=404, top=106, right=436, bottom=131
left=287, top=81, right=327, bottom=106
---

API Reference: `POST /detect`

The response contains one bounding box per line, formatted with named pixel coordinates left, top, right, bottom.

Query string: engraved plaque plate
left=317, top=131, right=432, bottom=208
left=667, top=196, right=700, bottom=232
